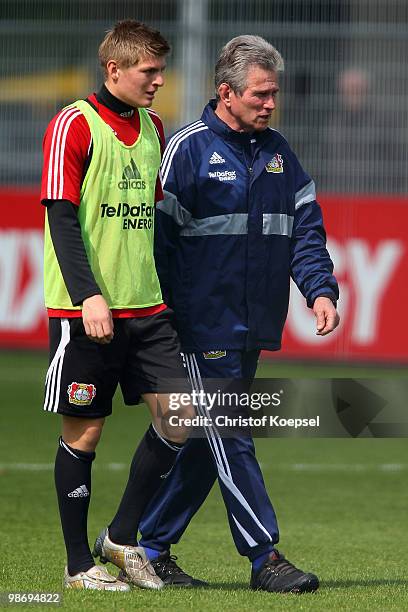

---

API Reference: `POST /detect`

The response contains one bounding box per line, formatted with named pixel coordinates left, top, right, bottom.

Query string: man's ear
left=217, top=83, right=233, bottom=107
left=106, top=59, right=120, bottom=83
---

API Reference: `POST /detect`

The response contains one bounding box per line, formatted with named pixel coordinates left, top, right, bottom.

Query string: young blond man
left=41, top=20, right=193, bottom=591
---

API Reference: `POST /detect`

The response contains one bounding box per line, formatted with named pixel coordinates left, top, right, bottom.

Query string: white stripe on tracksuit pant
left=139, top=351, right=279, bottom=560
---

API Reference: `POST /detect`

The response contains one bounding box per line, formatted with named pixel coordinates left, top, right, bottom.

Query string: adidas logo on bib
left=118, top=158, right=146, bottom=190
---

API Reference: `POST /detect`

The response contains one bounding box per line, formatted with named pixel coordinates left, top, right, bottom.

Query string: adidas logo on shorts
left=209, top=151, right=226, bottom=164
left=68, top=484, right=90, bottom=498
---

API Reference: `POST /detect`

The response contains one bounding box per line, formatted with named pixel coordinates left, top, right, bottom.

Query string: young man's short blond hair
left=98, top=19, right=170, bottom=78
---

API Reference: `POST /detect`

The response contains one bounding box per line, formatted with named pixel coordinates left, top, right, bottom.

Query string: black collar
left=96, top=84, right=135, bottom=117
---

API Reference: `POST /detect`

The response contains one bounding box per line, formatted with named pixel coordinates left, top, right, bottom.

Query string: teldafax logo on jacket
left=265, top=153, right=284, bottom=174
left=118, top=158, right=146, bottom=190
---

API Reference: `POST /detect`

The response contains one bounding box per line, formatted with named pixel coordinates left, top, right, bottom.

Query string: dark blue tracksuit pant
left=139, top=351, right=279, bottom=561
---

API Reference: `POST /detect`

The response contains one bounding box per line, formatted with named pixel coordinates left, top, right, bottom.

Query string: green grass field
left=0, top=351, right=407, bottom=611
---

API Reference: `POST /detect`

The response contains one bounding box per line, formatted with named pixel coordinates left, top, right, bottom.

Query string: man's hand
left=82, top=294, right=114, bottom=344
left=313, top=296, right=340, bottom=336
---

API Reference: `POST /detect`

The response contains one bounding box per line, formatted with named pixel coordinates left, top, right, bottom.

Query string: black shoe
left=250, top=550, right=319, bottom=593
left=151, top=552, right=209, bottom=588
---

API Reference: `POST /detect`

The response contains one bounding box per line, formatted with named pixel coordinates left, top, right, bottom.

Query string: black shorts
left=43, top=309, right=189, bottom=418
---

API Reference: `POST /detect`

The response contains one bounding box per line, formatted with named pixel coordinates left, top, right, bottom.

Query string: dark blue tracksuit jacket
left=155, top=100, right=338, bottom=353
left=140, top=102, right=339, bottom=560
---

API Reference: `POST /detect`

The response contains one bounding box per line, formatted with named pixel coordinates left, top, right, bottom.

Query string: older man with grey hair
left=134, top=35, right=339, bottom=593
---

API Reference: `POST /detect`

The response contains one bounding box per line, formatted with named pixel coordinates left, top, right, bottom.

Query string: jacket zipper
left=244, top=149, right=252, bottom=349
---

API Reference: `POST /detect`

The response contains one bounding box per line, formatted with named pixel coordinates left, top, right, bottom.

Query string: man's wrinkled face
left=112, top=55, right=166, bottom=108
left=229, top=66, right=279, bottom=132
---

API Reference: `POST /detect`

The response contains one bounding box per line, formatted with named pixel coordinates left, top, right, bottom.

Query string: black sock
left=109, top=425, right=183, bottom=546
left=54, top=437, right=95, bottom=575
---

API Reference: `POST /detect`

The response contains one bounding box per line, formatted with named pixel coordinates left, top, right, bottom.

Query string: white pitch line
left=0, top=371, right=46, bottom=383
left=0, top=462, right=127, bottom=471
left=290, top=463, right=406, bottom=472
left=0, top=462, right=406, bottom=473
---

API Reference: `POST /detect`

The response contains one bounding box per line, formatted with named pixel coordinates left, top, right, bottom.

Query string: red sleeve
left=41, top=106, right=91, bottom=206
left=148, top=109, right=165, bottom=202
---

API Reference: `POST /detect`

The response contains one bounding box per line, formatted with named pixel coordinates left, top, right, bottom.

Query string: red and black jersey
left=41, top=93, right=165, bottom=206
left=41, top=87, right=167, bottom=319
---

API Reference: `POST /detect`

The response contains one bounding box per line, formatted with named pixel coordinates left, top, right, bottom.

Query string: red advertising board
left=280, top=195, right=408, bottom=362
left=0, top=188, right=48, bottom=348
left=0, top=189, right=407, bottom=361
